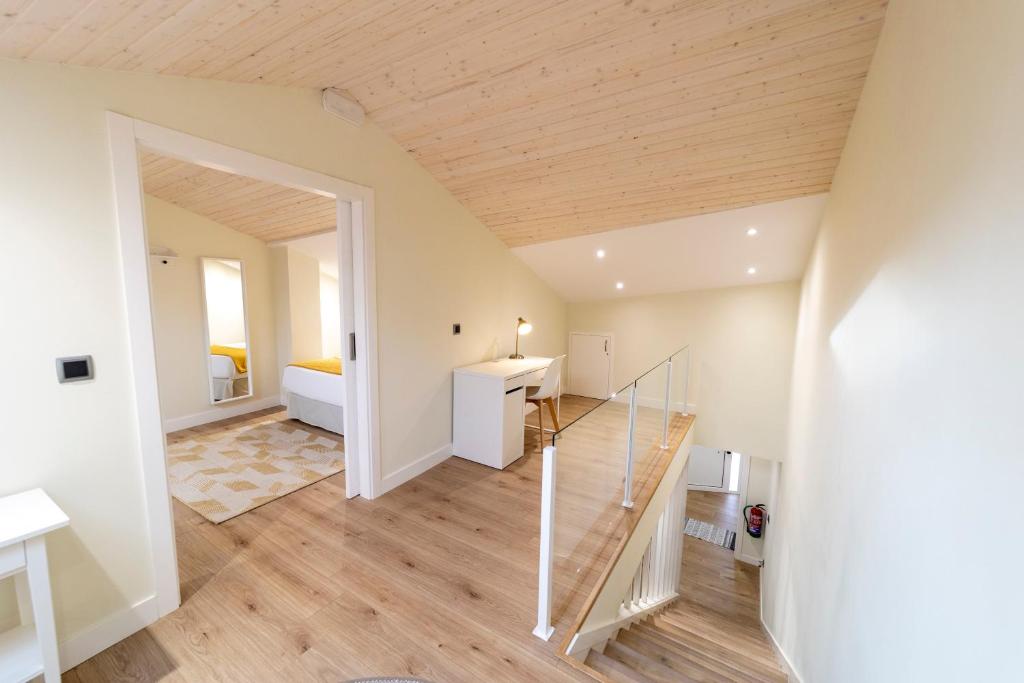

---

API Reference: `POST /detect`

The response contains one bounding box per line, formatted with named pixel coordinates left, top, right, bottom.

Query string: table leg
left=14, top=571, right=32, bottom=625
left=25, top=537, right=60, bottom=682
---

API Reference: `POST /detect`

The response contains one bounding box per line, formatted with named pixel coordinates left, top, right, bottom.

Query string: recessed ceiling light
left=747, top=266, right=757, bottom=275
left=596, top=249, right=606, bottom=259
left=616, top=281, right=624, bottom=290
left=746, top=226, right=759, bottom=236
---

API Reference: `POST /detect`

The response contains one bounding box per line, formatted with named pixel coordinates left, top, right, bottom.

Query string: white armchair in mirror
left=200, top=257, right=253, bottom=404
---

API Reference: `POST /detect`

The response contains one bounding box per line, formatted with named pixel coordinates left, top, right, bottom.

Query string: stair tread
left=651, top=613, right=783, bottom=672
left=624, top=622, right=787, bottom=683
left=603, top=639, right=708, bottom=683
left=633, top=619, right=784, bottom=675
left=664, top=598, right=766, bottom=634
left=616, top=627, right=737, bottom=683
left=658, top=609, right=780, bottom=660
left=586, top=648, right=654, bottom=683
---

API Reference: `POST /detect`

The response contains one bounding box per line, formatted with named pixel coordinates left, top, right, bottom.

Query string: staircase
left=584, top=601, right=788, bottom=682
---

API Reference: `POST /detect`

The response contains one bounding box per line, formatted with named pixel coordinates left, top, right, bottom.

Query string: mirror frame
left=199, top=256, right=254, bottom=405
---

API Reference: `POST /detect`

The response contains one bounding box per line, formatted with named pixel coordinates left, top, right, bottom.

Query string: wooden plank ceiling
left=1, top=0, right=887, bottom=247
left=140, top=152, right=335, bottom=242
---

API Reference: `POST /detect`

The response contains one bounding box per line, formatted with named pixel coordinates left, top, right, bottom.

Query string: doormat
left=684, top=517, right=736, bottom=550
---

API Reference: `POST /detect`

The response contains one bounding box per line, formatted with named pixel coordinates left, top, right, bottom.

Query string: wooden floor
left=66, top=395, right=694, bottom=682
left=655, top=491, right=783, bottom=679
left=675, top=492, right=764, bottom=636
left=166, top=407, right=345, bottom=602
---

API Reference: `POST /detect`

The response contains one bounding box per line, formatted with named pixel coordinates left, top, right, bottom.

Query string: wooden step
left=585, top=647, right=654, bottom=683
left=665, top=595, right=766, bottom=634
left=626, top=621, right=786, bottom=683
left=602, top=639, right=708, bottom=683
left=615, top=626, right=736, bottom=682
left=650, top=613, right=783, bottom=674
left=658, top=605, right=780, bottom=658
left=633, top=619, right=785, bottom=680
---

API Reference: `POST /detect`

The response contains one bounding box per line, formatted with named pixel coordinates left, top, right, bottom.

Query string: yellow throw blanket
left=210, top=345, right=247, bottom=374
left=289, top=357, right=343, bottom=375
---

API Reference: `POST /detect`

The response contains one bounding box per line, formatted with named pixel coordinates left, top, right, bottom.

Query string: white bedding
left=281, top=366, right=345, bottom=407
left=209, top=354, right=237, bottom=379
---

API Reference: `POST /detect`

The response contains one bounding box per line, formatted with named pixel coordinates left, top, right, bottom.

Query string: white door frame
left=106, top=112, right=382, bottom=619
left=568, top=331, right=614, bottom=398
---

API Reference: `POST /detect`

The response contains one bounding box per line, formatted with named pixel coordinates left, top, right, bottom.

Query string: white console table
left=0, top=489, right=69, bottom=683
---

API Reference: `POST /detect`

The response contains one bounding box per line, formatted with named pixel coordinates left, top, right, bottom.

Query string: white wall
left=734, top=456, right=776, bottom=565
left=762, top=1, right=1024, bottom=680
left=147, top=196, right=280, bottom=422
left=320, top=273, right=343, bottom=358
left=568, top=281, right=799, bottom=462
left=0, top=59, right=565, bottom=654
left=284, top=247, right=323, bottom=362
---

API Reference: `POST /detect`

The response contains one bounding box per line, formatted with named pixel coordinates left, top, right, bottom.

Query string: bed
left=209, top=344, right=248, bottom=401
left=282, top=357, right=345, bottom=435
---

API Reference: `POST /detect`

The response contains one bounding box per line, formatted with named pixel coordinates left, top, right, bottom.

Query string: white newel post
left=534, top=444, right=557, bottom=640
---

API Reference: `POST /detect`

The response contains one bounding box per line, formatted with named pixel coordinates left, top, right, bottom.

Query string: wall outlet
left=452, top=323, right=461, bottom=335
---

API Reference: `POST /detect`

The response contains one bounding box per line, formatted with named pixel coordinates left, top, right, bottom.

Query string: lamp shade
left=517, top=318, right=533, bottom=335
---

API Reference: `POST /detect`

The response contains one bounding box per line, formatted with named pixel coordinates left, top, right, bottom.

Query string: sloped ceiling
left=140, top=152, right=335, bottom=242
left=1, top=0, right=887, bottom=246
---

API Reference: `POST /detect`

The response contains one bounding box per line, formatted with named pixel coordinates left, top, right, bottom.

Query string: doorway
left=687, top=446, right=739, bottom=493
left=108, top=113, right=380, bottom=619
left=568, top=332, right=613, bottom=399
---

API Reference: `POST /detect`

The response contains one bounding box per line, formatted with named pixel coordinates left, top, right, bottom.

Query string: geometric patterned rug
left=683, top=517, right=737, bottom=550
left=167, top=415, right=344, bottom=523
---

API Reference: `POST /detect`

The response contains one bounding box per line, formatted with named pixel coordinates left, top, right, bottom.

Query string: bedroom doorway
left=108, top=113, right=380, bottom=619
left=142, top=150, right=350, bottom=520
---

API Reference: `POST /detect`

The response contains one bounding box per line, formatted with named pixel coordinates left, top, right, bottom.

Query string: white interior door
left=688, top=445, right=731, bottom=491
left=569, top=332, right=612, bottom=399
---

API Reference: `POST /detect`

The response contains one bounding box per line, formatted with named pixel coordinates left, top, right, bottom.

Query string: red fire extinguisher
left=743, top=504, right=768, bottom=538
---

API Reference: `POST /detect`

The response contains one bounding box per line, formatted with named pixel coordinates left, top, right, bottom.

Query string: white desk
left=0, top=489, right=69, bottom=683
left=453, top=357, right=553, bottom=469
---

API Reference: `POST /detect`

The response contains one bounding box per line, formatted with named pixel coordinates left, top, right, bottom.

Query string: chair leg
left=545, top=398, right=561, bottom=431
left=537, top=399, right=544, bottom=446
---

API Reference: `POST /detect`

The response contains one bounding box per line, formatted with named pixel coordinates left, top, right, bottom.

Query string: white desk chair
left=525, top=355, right=565, bottom=438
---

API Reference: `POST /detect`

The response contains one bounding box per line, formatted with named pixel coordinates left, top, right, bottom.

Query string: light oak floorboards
left=66, top=396, right=693, bottom=682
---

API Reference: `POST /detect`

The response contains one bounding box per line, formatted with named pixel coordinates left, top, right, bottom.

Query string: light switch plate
left=57, top=355, right=94, bottom=383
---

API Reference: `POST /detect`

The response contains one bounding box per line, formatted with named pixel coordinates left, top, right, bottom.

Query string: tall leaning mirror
left=200, top=257, right=253, bottom=404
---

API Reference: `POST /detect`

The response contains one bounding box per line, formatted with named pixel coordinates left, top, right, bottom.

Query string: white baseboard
left=762, top=616, right=802, bottom=682
left=609, top=394, right=697, bottom=414
left=378, top=442, right=452, bottom=495
left=60, top=595, right=160, bottom=672
left=735, top=552, right=764, bottom=567
left=162, top=396, right=282, bottom=432
left=759, top=568, right=802, bottom=682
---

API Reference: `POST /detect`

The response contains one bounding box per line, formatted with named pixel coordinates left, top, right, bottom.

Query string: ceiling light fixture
left=746, top=226, right=759, bottom=236
left=616, top=282, right=624, bottom=290
left=596, top=249, right=606, bottom=259
left=747, top=266, right=757, bottom=275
